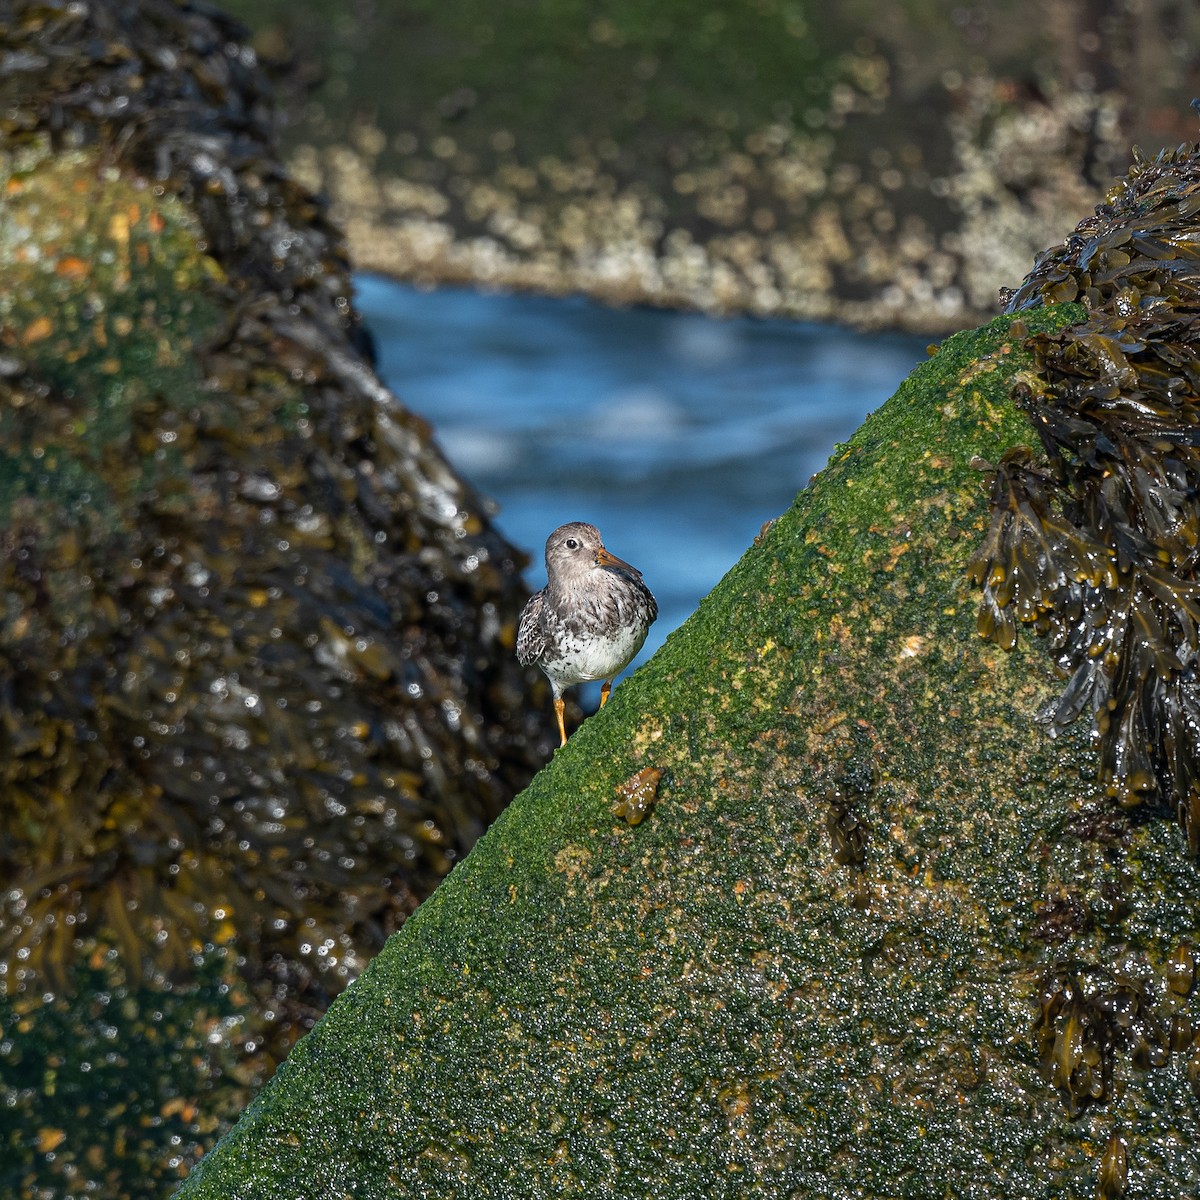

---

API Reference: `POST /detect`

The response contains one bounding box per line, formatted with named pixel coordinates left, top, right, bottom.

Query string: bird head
left=544, top=522, right=641, bottom=584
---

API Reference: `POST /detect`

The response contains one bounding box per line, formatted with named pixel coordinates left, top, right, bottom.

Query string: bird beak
left=595, top=546, right=637, bottom=574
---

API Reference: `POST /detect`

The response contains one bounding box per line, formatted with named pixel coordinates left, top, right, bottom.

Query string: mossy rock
left=178, top=301, right=1200, bottom=1198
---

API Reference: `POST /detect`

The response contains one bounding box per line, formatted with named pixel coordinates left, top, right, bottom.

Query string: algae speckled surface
left=178, top=304, right=1200, bottom=1198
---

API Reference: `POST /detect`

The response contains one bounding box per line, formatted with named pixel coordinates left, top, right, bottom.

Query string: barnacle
left=974, top=141, right=1200, bottom=853
left=613, top=767, right=663, bottom=826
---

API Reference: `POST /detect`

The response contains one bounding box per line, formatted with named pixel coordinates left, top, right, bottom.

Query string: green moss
left=179, top=300, right=1200, bottom=1198
left=0, top=150, right=228, bottom=542
left=227, top=0, right=854, bottom=164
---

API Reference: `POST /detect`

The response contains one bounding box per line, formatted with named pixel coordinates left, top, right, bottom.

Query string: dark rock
left=0, top=2, right=550, bottom=1192
left=218, top=0, right=1200, bottom=331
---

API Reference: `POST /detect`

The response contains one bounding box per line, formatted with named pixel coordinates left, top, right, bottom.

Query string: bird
left=517, top=522, right=657, bottom=747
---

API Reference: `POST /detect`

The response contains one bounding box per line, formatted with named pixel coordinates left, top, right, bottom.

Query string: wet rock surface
left=0, top=2, right=549, bottom=1193
left=177, top=156, right=1200, bottom=1198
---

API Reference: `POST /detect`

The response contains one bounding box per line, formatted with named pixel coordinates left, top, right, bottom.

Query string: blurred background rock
left=224, top=0, right=1200, bottom=331
left=0, top=2, right=551, bottom=1195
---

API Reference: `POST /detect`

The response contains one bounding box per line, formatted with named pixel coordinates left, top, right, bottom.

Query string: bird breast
left=542, top=582, right=652, bottom=682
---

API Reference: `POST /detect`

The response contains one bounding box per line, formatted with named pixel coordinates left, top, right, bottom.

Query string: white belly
left=541, top=593, right=650, bottom=688
left=557, top=621, right=648, bottom=683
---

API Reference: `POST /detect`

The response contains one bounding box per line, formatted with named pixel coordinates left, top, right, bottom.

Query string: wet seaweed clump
left=1031, top=888, right=1093, bottom=945
left=612, top=767, right=662, bottom=827
left=825, top=785, right=869, bottom=869
left=971, top=139, right=1200, bottom=852
left=1035, top=958, right=1177, bottom=1118
left=0, top=0, right=549, bottom=1018
left=821, top=757, right=877, bottom=872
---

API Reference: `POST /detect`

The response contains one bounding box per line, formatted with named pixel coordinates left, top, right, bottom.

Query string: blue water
left=356, top=277, right=928, bottom=689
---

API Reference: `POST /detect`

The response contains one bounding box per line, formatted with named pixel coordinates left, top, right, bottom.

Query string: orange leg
left=599, top=679, right=613, bottom=707
left=554, top=696, right=568, bottom=747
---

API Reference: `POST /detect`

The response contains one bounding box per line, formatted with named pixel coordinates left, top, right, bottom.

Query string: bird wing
left=516, top=590, right=546, bottom=665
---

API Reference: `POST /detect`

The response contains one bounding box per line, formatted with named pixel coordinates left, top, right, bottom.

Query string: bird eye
left=565, top=538, right=579, bottom=550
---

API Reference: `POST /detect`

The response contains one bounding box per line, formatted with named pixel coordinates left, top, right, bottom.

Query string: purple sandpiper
left=517, top=522, right=657, bottom=746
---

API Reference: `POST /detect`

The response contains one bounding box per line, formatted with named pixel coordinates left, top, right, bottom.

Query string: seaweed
left=1098, top=1133, right=1129, bottom=1200
left=825, top=785, right=869, bottom=868
left=1034, top=957, right=1180, bottom=1119
left=0, top=1, right=549, bottom=1024
left=972, top=139, right=1200, bottom=852
left=612, top=766, right=663, bottom=826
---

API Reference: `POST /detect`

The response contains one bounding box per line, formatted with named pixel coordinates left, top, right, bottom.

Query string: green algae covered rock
left=178, top=296, right=1200, bottom=1198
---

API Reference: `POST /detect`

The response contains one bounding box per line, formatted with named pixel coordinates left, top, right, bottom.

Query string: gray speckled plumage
left=518, top=522, right=657, bottom=745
